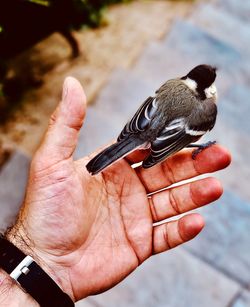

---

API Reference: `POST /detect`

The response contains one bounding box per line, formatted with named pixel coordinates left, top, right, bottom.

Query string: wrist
left=0, top=269, right=38, bottom=306
left=5, top=225, right=75, bottom=302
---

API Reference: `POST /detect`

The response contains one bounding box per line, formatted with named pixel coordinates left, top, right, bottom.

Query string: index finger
left=125, top=149, right=150, bottom=164
left=136, top=145, right=231, bottom=193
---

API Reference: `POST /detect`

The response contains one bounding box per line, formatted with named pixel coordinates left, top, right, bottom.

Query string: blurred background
left=0, top=0, right=250, bottom=306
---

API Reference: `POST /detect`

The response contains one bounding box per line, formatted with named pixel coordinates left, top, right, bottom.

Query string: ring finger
left=152, top=213, right=204, bottom=254
left=149, top=177, right=222, bottom=223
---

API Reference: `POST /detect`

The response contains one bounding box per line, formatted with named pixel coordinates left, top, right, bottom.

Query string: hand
left=6, top=77, right=231, bottom=302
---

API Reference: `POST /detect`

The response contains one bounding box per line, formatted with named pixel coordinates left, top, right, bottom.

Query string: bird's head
left=181, top=64, right=217, bottom=100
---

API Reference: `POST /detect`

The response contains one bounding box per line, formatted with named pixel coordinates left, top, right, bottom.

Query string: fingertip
left=211, top=144, right=232, bottom=168
left=195, top=144, right=232, bottom=173
left=60, top=76, right=87, bottom=127
left=64, top=76, right=85, bottom=94
left=63, top=76, right=87, bottom=106
left=179, top=213, right=205, bottom=242
left=216, top=144, right=232, bottom=167
left=190, top=177, right=223, bottom=207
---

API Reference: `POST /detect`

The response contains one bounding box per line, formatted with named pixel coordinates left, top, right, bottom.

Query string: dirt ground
left=0, top=0, right=194, bottom=159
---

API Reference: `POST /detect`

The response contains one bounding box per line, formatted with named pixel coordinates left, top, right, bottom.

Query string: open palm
left=7, top=78, right=231, bottom=302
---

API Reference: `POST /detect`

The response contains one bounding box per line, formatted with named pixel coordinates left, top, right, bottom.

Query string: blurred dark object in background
left=0, top=140, right=12, bottom=171
left=0, top=0, right=130, bottom=105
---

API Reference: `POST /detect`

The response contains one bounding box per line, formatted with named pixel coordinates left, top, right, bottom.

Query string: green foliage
left=17, top=1, right=132, bottom=29
left=16, top=1, right=132, bottom=28
left=70, top=0, right=132, bottom=28
left=27, top=0, right=50, bottom=6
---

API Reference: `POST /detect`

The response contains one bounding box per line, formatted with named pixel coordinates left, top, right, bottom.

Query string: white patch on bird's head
left=182, top=77, right=197, bottom=92
left=205, top=83, right=218, bottom=100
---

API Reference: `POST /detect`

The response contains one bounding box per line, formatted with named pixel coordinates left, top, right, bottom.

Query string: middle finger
left=149, top=177, right=222, bottom=223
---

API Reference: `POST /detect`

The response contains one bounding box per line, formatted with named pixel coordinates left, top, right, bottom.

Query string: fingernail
left=62, top=78, right=69, bottom=100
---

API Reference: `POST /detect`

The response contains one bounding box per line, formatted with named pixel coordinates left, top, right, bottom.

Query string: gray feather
left=86, top=138, right=143, bottom=175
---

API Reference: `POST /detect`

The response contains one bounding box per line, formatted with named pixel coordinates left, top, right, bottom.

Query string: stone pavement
left=1, top=0, right=250, bottom=306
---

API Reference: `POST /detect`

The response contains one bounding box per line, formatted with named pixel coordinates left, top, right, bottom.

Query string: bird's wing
left=142, top=98, right=218, bottom=169
left=142, top=118, right=200, bottom=168
left=118, top=96, right=158, bottom=141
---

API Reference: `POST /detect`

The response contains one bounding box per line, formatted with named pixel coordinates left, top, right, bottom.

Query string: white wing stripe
left=163, top=124, right=181, bottom=132
left=135, top=107, right=145, bottom=131
left=152, top=98, right=157, bottom=108
left=156, top=130, right=179, bottom=141
left=152, top=139, right=180, bottom=156
left=169, top=118, right=185, bottom=126
left=185, top=126, right=207, bottom=136
left=144, top=104, right=151, bottom=120
left=162, top=118, right=185, bottom=132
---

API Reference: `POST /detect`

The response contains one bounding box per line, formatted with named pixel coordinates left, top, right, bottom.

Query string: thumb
left=34, top=77, right=86, bottom=169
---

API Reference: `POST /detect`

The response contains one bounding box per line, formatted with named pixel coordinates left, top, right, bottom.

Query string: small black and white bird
left=86, top=64, right=218, bottom=175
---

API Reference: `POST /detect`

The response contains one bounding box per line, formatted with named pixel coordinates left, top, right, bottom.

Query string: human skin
left=1, top=77, right=231, bottom=305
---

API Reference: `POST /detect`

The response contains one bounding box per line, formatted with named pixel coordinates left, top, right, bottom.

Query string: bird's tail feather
left=86, top=138, right=141, bottom=175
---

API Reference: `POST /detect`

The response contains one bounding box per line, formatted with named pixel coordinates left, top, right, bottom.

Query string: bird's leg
left=187, top=141, right=217, bottom=159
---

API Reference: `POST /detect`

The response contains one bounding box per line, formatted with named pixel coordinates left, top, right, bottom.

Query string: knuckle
left=162, top=224, right=170, bottom=250
left=149, top=197, right=159, bottom=222
left=162, top=160, right=175, bottom=185
left=169, top=190, right=181, bottom=215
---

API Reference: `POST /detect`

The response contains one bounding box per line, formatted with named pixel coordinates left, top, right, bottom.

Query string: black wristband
left=0, top=236, right=74, bottom=307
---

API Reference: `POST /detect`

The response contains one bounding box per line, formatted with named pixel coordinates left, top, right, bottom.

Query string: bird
left=86, top=64, right=218, bottom=175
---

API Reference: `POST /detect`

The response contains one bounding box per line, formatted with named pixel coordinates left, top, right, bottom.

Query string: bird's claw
left=192, top=141, right=217, bottom=160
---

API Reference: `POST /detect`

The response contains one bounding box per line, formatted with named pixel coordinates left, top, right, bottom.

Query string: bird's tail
left=86, top=138, right=141, bottom=175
